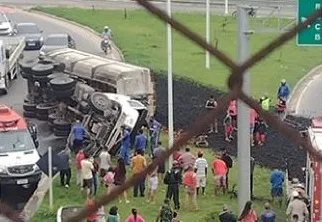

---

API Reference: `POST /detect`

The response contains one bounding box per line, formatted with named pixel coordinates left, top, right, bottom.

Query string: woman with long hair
left=114, top=157, right=130, bottom=203
left=125, top=208, right=145, bottom=222
left=238, top=201, right=258, bottom=222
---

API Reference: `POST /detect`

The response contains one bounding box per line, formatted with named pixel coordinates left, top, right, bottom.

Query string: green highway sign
left=297, top=0, right=322, bottom=46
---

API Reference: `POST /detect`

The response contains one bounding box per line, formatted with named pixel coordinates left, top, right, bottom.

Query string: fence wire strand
left=2, top=2, right=322, bottom=222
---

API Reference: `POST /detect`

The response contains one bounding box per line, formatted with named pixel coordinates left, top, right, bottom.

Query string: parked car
left=0, top=13, right=14, bottom=36
left=15, top=23, right=43, bottom=50
left=39, top=34, right=75, bottom=58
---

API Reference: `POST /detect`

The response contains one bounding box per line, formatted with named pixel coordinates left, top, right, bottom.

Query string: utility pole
left=48, top=146, right=53, bottom=211
left=237, top=5, right=252, bottom=215
left=205, top=0, right=210, bottom=69
left=167, top=0, right=174, bottom=167
left=225, top=0, right=229, bottom=14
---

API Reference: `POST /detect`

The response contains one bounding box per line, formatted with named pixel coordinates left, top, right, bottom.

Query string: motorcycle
left=101, top=38, right=111, bottom=55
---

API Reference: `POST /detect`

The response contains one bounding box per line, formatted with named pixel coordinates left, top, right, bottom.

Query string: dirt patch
left=153, top=71, right=309, bottom=179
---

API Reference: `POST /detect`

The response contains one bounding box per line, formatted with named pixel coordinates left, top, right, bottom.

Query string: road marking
left=295, top=74, right=320, bottom=114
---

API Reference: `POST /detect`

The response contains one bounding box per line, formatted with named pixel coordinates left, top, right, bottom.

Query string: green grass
left=35, top=7, right=321, bottom=99
left=33, top=136, right=287, bottom=221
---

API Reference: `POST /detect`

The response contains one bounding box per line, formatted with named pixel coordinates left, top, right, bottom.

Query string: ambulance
left=0, top=105, right=41, bottom=185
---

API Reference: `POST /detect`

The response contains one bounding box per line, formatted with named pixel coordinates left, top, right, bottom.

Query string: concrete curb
left=27, top=8, right=125, bottom=62
left=287, top=65, right=322, bottom=115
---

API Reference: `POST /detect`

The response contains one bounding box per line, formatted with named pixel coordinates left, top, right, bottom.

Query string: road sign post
left=297, top=0, right=322, bottom=46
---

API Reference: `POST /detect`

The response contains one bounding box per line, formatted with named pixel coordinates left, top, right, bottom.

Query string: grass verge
left=33, top=136, right=287, bottom=221
left=35, top=7, right=321, bottom=99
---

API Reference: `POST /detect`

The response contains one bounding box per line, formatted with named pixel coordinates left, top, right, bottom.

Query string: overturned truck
left=20, top=48, right=156, bottom=155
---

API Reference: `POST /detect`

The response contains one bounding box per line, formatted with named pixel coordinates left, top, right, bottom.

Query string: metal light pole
left=48, top=146, right=53, bottom=211
left=167, top=0, right=174, bottom=167
left=225, top=0, right=229, bottom=14
left=237, top=6, right=251, bottom=215
left=205, top=0, right=210, bottom=69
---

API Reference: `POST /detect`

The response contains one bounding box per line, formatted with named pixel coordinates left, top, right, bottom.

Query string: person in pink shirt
left=250, top=108, right=258, bottom=147
left=76, top=148, right=85, bottom=187
left=183, top=166, right=198, bottom=211
left=228, top=100, right=238, bottom=130
left=238, top=201, right=258, bottom=222
left=212, top=153, right=228, bottom=195
left=125, top=208, right=145, bottom=222
left=178, top=147, right=196, bottom=170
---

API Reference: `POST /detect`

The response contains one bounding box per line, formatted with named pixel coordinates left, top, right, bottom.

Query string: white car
left=0, top=13, right=14, bottom=36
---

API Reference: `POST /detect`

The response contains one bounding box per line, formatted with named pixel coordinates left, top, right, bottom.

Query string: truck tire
left=48, top=113, right=58, bottom=125
left=32, top=75, right=48, bottom=83
left=36, top=103, right=57, bottom=115
left=21, top=71, right=33, bottom=80
left=19, top=59, right=38, bottom=74
left=53, top=62, right=65, bottom=72
left=54, top=128, right=70, bottom=137
left=38, top=58, right=54, bottom=65
left=32, top=63, right=54, bottom=76
left=89, top=92, right=111, bottom=115
left=47, top=73, right=69, bottom=80
left=23, top=102, right=37, bottom=112
left=23, top=111, right=36, bottom=118
left=36, top=112, right=48, bottom=121
left=52, top=87, right=75, bottom=99
left=53, top=119, right=71, bottom=131
left=50, top=76, right=75, bottom=91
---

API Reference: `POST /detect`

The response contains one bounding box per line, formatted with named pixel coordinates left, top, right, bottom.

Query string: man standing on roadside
left=70, top=120, right=87, bottom=153
left=194, top=150, right=208, bottom=196
left=98, top=147, right=112, bottom=183
left=212, top=152, right=228, bottom=195
left=149, top=117, right=162, bottom=154
left=260, top=202, right=276, bottom=222
left=134, top=129, right=148, bottom=154
left=259, top=93, right=271, bottom=111
left=205, top=95, right=218, bottom=133
left=178, top=147, right=196, bottom=171
left=220, top=148, right=233, bottom=190
left=270, top=168, right=285, bottom=207
left=277, top=79, right=290, bottom=101
left=59, top=146, right=72, bottom=188
left=164, top=161, right=182, bottom=210
left=153, top=141, right=167, bottom=181
left=132, top=150, right=147, bottom=197
left=81, top=152, right=94, bottom=198
left=119, top=126, right=131, bottom=165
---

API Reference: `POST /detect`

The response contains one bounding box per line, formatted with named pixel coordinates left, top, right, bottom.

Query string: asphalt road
left=0, top=0, right=296, bottom=17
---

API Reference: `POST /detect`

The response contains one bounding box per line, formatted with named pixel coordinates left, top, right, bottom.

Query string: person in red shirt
left=76, top=148, right=85, bottom=187
left=228, top=100, right=237, bottom=130
left=183, top=166, right=198, bottom=211
left=85, top=196, right=98, bottom=222
left=223, top=110, right=234, bottom=142
left=212, top=153, right=228, bottom=195
left=249, top=108, right=258, bottom=147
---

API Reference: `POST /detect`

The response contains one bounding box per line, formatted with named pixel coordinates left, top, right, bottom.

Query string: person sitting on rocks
left=195, top=135, right=209, bottom=147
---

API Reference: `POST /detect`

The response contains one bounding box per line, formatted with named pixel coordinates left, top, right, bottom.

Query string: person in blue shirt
left=260, top=202, right=276, bottom=222
left=270, top=169, right=285, bottom=207
left=277, top=79, right=290, bottom=101
left=70, top=120, right=87, bottom=153
left=149, top=117, right=162, bottom=155
left=134, top=129, right=147, bottom=154
left=119, top=126, right=131, bottom=165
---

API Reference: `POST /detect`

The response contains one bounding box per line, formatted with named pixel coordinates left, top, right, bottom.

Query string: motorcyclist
left=277, top=79, right=290, bottom=101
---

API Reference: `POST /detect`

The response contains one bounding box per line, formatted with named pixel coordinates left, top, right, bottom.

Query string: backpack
left=160, top=204, right=173, bottom=222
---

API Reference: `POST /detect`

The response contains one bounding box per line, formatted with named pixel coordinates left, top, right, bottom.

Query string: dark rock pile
left=153, top=71, right=310, bottom=179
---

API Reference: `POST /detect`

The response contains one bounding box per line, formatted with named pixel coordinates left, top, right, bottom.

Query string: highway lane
left=1, top=0, right=296, bottom=17
left=0, top=7, right=120, bottom=155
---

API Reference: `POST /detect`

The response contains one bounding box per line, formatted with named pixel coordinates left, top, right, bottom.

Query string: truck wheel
left=32, top=63, right=54, bottom=76
left=50, top=76, right=75, bottom=91
left=54, top=128, right=70, bottom=137
left=19, top=59, right=38, bottom=74
left=21, top=71, right=33, bottom=80
left=38, top=58, right=54, bottom=65
left=23, top=102, right=37, bottom=112
left=23, top=111, right=36, bottom=118
left=47, top=73, right=69, bottom=81
left=32, top=75, right=48, bottom=83
left=52, top=87, right=75, bottom=99
left=53, top=119, right=71, bottom=131
left=53, top=62, right=65, bottom=72
left=48, top=113, right=58, bottom=125
left=36, top=103, right=57, bottom=115
left=36, top=112, right=48, bottom=121
left=90, top=92, right=111, bottom=115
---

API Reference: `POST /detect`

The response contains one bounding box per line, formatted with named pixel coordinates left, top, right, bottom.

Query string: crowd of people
left=54, top=79, right=300, bottom=221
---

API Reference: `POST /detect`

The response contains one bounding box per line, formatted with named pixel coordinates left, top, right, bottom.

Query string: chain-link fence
left=1, top=1, right=322, bottom=221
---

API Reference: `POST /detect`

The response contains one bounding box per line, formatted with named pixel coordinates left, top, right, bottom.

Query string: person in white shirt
left=99, top=148, right=112, bottom=182
left=81, top=152, right=94, bottom=198
left=194, top=151, right=208, bottom=196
